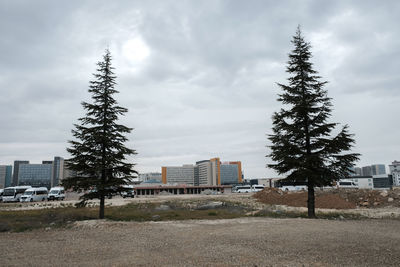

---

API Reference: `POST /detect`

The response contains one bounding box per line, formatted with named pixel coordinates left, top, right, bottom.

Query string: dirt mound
left=254, top=188, right=400, bottom=209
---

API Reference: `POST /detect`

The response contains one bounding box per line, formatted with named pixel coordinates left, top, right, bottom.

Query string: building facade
left=162, top=158, right=242, bottom=186
left=18, top=163, right=53, bottom=188
left=0, top=165, right=12, bottom=189
left=162, top=165, right=196, bottom=185
left=12, top=160, right=29, bottom=186
left=389, top=161, right=400, bottom=186
left=138, top=172, right=162, bottom=182
left=371, top=164, right=386, bottom=175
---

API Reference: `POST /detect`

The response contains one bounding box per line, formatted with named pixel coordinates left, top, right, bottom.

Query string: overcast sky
left=0, top=0, right=399, bottom=178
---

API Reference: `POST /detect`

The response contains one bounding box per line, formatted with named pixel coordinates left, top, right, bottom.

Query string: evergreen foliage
left=63, top=50, right=137, bottom=219
left=267, top=27, right=360, bottom=217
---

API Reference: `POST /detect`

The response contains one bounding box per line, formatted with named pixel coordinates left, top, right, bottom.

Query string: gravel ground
left=1, top=217, right=399, bottom=266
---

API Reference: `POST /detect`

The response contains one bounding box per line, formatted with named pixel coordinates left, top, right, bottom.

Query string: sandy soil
left=1, top=217, right=399, bottom=266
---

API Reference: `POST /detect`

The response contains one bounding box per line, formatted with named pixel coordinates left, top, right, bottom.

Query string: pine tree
left=268, top=27, right=360, bottom=218
left=63, top=49, right=137, bottom=219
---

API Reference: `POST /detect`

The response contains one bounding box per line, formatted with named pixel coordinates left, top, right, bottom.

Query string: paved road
left=1, top=217, right=399, bottom=266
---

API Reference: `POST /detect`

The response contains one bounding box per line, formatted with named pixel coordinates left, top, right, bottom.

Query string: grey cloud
left=0, top=0, right=399, bottom=178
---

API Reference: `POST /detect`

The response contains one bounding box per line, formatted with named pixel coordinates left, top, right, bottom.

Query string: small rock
left=380, top=190, right=388, bottom=197
left=388, top=197, right=394, bottom=202
left=361, top=201, right=369, bottom=207
left=155, top=204, right=170, bottom=211
left=373, top=202, right=379, bottom=206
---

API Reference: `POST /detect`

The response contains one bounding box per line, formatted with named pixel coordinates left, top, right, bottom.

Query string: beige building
left=162, top=158, right=242, bottom=186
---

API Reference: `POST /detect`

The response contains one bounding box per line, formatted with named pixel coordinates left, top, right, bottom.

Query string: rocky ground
left=1, top=217, right=399, bottom=266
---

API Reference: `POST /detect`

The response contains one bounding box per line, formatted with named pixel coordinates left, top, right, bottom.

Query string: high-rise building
left=12, top=160, right=29, bottom=186
left=161, top=165, right=196, bottom=185
left=0, top=165, right=12, bottom=189
left=14, top=156, right=64, bottom=189
left=361, top=166, right=372, bottom=176
left=52, top=157, right=64, bottom=187
left=389, top=161, right=400, bottom=186
left=18, top=163, right=53, bottom=188
left=220, top=162, right=242, bottom=185
left=371, top=164, right=386, bottom=175
left=162, top=158, right=242, bottom=186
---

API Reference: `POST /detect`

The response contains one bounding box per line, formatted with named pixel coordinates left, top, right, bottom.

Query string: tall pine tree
left=63, top=49, right=137, bottom=219
left=268, top=27, right=359, bottom=218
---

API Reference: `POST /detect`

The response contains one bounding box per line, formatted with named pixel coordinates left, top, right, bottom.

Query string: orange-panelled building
left=161, top=158, right=242, bottom=186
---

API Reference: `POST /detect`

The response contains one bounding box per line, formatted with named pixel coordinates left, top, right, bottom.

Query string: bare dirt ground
left=1, top=217, right=399, bottom=266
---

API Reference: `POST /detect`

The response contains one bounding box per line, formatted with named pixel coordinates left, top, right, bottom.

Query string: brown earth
left=254, top=188, right=400, bottom=209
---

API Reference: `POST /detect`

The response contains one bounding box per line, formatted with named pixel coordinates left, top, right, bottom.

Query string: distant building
left=12, top=160, right=29, bottom=186
left=371, top=164, right=386, bottom=175
left=138, top=172, right=162, bottom=182
left=0, top=165, right=12, bottom=189
left=15, top=156, right=65, bottom=189
left=52, top=157, right=64, bottom=187
left=389, top=160, right=400, bottom=186
left=162, top=158, right=242, bottom=186
left=18, top=163, right=53, bottom=188
left=349, top=167, right=362, bottom=176
left=220, top=162, right=242, bottom=185
left=361, top=166, right=372, bottom=176
left=162, top=165, right=196, bottom=185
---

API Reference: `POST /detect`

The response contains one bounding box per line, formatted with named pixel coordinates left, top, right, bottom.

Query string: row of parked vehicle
left=0, top=186, right=65, bottom=203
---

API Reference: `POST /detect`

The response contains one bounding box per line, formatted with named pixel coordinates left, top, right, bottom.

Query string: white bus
left=20, top=187, right=49, bottom=202
left=2, top=186, right=32, bottom=202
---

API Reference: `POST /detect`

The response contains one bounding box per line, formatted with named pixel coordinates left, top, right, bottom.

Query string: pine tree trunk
left=307, top=181, right=315, bottom=218
left=99, top=194, right=105, bottom=219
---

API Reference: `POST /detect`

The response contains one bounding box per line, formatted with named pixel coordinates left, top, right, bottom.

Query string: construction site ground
left=2, top=188, right=400, bottom=219
left=1, top=217, right=399, bottom=266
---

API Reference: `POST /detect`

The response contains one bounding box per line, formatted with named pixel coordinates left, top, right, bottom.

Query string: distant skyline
left=0, top=1, right=399, bottom=178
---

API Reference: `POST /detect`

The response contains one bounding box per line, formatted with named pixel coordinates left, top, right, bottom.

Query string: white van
left=337, top=180, right=358, bottom=189
left=2, top=186, right=32, bottom=202
left=0, top=189, right=4, bottom=202
left=20, top=187, right=48, bottom=202
left=48, top=186, right=65, bottom=201
left=280, top=185, right=307, bottom=191
left=252, top=185, right=266, bottom=192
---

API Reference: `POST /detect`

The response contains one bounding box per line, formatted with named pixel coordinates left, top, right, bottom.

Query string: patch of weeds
left=208, top=211, right=218, bottom=216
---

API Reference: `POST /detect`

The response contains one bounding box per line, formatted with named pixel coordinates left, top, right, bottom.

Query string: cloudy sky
left=0, top=0, right=399, bottom=178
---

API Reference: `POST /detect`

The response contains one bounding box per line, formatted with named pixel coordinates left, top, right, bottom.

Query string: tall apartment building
left=12, top=160, right=29, bottom=186
left=162, top=158, right=242, bottom=186
left=0, top=165, right=12, bottom=189
left=389, top=160, right=400, bottom=186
